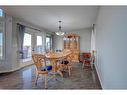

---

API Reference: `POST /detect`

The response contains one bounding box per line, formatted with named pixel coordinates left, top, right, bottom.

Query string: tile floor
left=0, top=62, right=101, bottom=89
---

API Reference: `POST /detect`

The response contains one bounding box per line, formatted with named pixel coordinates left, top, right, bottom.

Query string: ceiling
left=2, top=6, right=99, bottom=32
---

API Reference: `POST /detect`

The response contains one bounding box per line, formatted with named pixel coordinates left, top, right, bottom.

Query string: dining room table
left=45, top=49, right=72, bottom=77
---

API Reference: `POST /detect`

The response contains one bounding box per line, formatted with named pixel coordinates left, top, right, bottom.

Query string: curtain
left=51, top=34, right=54, bottom=50
left=17, top=24, right=25, bottom=59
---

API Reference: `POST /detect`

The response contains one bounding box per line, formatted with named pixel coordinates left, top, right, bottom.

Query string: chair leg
left=82, top=63, right=85, bottom=69
left=70, top=66, right=72, bottom=70
left=35, top=73, right=39, bottom=85
left=58, top=70, right=63, bottom=77
left=68, top=66, right=71, bottom=76
left=91, top=63, right=93, bottom=70
left=44, top=74, right=48, bottom=89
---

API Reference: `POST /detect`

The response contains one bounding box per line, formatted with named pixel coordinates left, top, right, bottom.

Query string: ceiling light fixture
left=55, top=21, right=64, bottom=36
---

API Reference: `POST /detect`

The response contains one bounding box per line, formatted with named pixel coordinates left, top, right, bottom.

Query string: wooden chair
left=61, top=54, right=73, bottom=76
left=82, top=52, right=92, bottom=68
left=66, top=55, right=73, bottom=76
left=32, top=54, right=52, bottom=89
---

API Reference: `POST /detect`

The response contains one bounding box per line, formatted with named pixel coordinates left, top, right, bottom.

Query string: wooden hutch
left=63, top=33, right=80, bottom=62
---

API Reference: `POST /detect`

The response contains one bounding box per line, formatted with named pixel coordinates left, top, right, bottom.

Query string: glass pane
left=23, top=33, right=31, bottom=46
left=0, top=9, right=3, bottom=17
left=46, top=37, right=51, bottom=51
left=0, top=33, right=3, bottom=59
left=37, top=36, right=42, bottom=53
left=0, top=22, right=4, bottom=60
left=37, top=36, right=42, bottom=45
left=23, top=33, right=32, bottom=59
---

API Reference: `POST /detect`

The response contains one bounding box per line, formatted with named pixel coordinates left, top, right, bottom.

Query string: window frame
left=46, top=35, right=52, bottom=51
left=0, top=9, right=4, bottom=18
left=36, top=35, right=43, bottom=53
left=0, top=19, right=6, bottom=60
left=22, top=32, right=32, bottom=59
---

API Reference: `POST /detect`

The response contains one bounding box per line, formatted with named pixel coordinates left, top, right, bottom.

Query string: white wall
left=0, top=14, right=50, bottom=73
left=53, top=35, right=63, bottom=51
left=0, top=15, right=13, bottom=72
left=54, top=28, right=92, bottom=52
left=69, top=29, right=92, bottom=52
left=91, top=26, right=96, bottom=51
left=95, top=7, right=127, bottom=89
left=12, top=18, right=50, bottom=71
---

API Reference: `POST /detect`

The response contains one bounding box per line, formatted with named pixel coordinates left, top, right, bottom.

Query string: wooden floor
left=0, top=62, right=101, bottom=89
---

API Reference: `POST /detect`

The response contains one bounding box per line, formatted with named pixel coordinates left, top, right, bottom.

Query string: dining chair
left=32, top=54, right=52, bottom=89
left=67, top=54, right=73, bottom=76
left=61, top=54, right=73, bottom=76
left=82, top=52, right=92, bottom=69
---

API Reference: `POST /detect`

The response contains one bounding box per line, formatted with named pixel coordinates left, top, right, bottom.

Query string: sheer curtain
left=17, top=24, right=25, bottom=59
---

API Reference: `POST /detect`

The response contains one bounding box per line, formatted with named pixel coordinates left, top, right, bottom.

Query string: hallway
left=0, top=63, right=101, bottom=89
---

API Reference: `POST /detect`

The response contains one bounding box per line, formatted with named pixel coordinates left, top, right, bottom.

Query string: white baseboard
left=94, top=64, right=104, bottom=89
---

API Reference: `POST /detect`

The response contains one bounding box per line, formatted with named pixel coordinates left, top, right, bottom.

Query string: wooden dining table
left=45, top=49, right=72, bottom=77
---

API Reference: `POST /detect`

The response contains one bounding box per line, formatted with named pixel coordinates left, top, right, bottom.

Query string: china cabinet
left=63, top=33, right=80, bottom=62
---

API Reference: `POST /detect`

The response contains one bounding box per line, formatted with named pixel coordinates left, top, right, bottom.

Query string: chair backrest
left=84, top=53, right=91, bottom=59
left=66, top=54, right=72, bottom=63
left=32, top=54, right=46, bottom=70
left=83, top=53, right=92, bottom=63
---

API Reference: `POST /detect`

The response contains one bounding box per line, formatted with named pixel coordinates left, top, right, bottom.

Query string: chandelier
left=55, top=21, right=65, bottom=36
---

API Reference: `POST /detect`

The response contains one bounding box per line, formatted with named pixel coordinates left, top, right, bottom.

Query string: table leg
left=50, top=59, right=63, bottom=77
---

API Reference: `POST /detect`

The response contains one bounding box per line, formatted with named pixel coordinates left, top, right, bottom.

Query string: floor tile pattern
left=0, top=63, right=101, bottom=89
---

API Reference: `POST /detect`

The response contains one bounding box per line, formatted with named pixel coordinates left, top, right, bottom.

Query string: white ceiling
left=2, top=6, right=99, bottom=32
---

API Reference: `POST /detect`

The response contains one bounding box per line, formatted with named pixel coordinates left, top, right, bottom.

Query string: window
left=36, top=36, right=43, bottom=53
left=46, top=36, right=52, bottom=51
left=23, top=33, right=32, bottom=59
left=0, top=9, right=3, bottom=17
left=0, top=32, right=3, bottom=59
left=0, top=22, right=4, bottom=60
left=0, top=9, right=5, bottom=60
